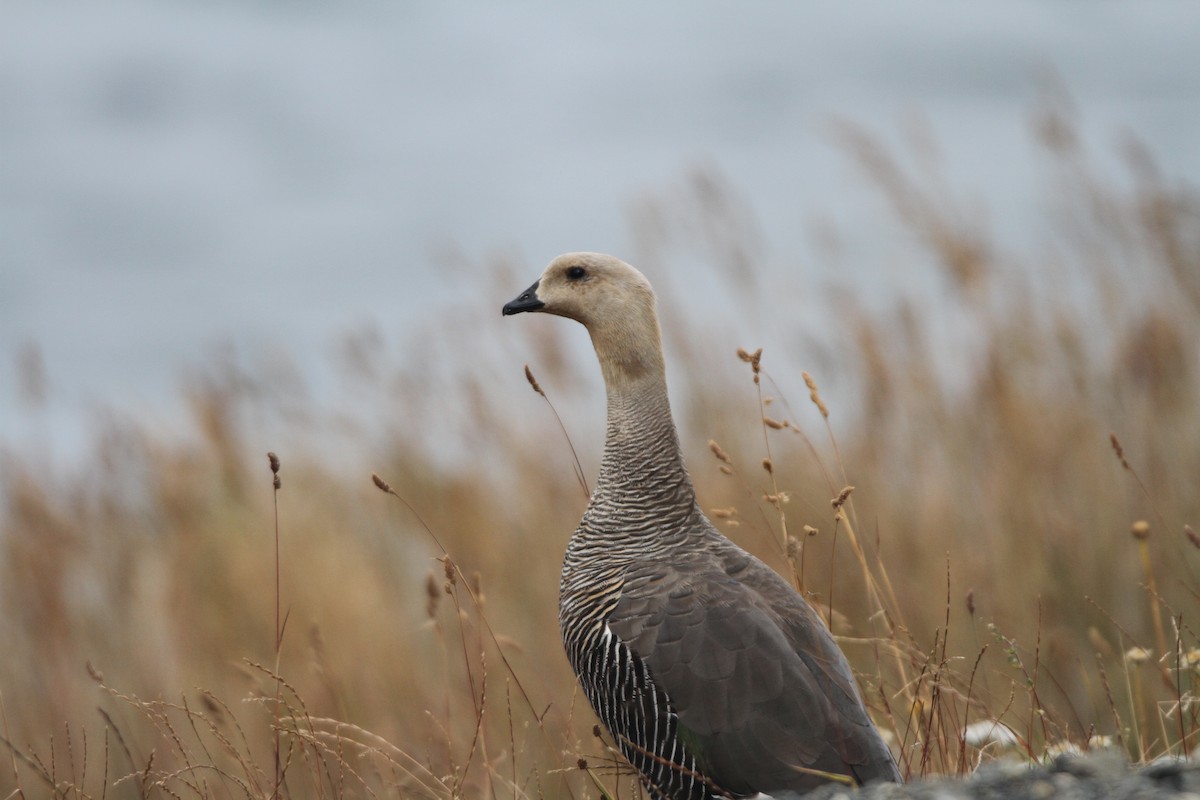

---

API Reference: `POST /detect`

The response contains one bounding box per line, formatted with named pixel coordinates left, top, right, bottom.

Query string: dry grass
left=2, top=99, right=1198, bottom=798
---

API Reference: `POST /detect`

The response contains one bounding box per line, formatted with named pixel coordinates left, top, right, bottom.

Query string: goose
left=503, top=252, right=901, bottom=798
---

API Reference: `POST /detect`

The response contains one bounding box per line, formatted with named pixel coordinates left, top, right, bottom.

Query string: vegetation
left=2, top=99, right=1198, bottom=798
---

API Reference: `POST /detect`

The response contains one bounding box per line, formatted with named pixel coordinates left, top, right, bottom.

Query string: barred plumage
left=504, top=253, right=901, bottom=799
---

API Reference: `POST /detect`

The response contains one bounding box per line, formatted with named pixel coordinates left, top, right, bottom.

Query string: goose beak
left=502, top=281, right=545, bottom=315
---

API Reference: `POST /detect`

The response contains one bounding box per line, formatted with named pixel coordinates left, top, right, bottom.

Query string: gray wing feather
left=609, top=547, right=899, bottom=796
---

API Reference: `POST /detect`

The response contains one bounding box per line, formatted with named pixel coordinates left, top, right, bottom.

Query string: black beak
left=502, top=281, right=545, bottom=316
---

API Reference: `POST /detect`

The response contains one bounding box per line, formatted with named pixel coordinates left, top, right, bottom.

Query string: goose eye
left=566, top=266, right=587, bottom=281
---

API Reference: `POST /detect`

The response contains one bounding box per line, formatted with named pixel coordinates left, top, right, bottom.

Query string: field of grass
left=2, top=103, right=1198, bottom=798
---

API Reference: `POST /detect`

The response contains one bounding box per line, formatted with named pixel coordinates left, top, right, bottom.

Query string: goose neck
left=593, top=371, right=696, bottom=510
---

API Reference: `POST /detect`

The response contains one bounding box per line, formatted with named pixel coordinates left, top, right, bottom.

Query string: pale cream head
left=534, top=252, right=656, bottom=323
left=503, top=253, right=666, bottom=385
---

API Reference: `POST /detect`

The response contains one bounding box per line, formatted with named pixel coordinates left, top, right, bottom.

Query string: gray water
left=2, top=1, right=1199, bottom=459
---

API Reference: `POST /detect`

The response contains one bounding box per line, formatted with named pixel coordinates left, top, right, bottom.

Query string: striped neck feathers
left=587, top=315, right=696, bottom=512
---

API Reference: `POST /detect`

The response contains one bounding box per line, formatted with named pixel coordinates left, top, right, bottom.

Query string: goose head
left=503, top=252, right=656, bottom=324
left=504, top=253, right=665, bottom=384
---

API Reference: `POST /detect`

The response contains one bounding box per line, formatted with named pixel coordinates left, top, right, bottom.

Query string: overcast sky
left=2, top=1, right=1198, bottom=458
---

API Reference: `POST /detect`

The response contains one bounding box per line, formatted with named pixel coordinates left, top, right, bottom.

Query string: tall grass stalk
left=268, top=451, right=284, bottom=800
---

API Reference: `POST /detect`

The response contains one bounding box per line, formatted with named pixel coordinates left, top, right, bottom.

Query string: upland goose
left=503, top=253, right=901, bottom=799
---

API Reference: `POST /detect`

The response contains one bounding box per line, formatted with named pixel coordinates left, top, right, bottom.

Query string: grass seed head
left=737, top=347, right=763, bottom=384
left=1110, top=432, right=1131, bottom=470
left=761, top=457, right=773, bottom=474
left=708, top=440, right=731, bottom=463
left=524, top=364, right=545, bottom=397
left=1131, top=520, right=1150, bottom=540
left=267, top=451, right=281, bottom=489
left=736, top=347, right=763, bottom=372
left=831, top=485, right=855, bottom=509
left=802, top=371, right=830, bottom=419
left=763, top=416, right=786, bottom=429
left=763, top=491, right=790, bottom=507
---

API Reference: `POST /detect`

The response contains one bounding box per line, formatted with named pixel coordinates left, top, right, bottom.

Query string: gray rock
left=803, top=753, right=1200, bottom=800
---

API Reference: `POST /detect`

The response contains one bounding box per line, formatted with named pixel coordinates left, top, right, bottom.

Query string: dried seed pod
left=802, top=371, right=829, bottom=419
left=524, top=364, right=545, bottom=397
left=832, top=486, right=855, bottom=509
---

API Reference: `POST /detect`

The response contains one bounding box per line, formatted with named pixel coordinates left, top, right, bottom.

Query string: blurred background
left=3, top=1, right=1198, bottom=458
left=2, top=2, right=1199, bottom=798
